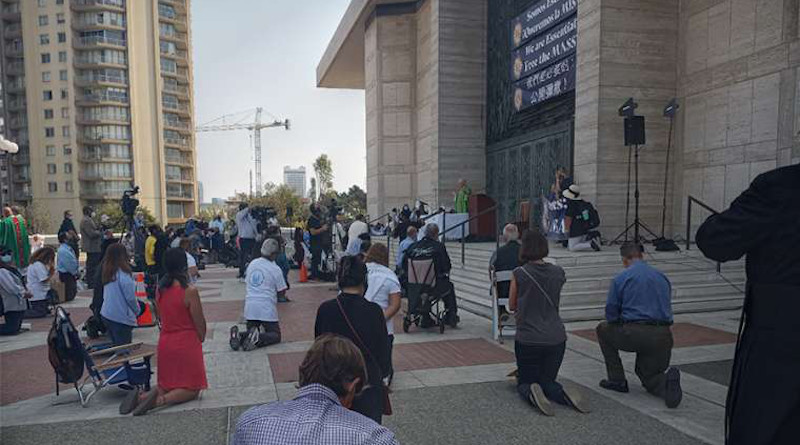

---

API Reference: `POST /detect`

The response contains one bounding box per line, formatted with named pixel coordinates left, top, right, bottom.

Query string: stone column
left=365, top=12, right=418, bottom=218
left=575, top=0, right=679, bottom=239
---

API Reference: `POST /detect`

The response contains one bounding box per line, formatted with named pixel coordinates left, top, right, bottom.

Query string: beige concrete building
left=0, top=0, right=197, bottom=229
left=319, top=0, right=800, bottom=240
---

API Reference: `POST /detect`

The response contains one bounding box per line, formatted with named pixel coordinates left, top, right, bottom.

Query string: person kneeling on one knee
left=595, top=243, right=683, bottom=408
left=230, top=238, right=287, bottom=352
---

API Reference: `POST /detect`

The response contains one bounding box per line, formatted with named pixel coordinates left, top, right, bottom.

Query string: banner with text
left=513, top=55, right=576, bottom=112
left=511, top=15, right=576, bottom=81
left=510, top=0, right=578, bottom=49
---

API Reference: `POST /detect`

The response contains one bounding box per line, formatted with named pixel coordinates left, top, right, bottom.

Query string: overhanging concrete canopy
left=317, top=0, right=417, bottom=89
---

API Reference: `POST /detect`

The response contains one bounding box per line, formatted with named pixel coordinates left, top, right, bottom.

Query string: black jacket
left=314, top=293, right=390, bottom=386
left=404, top=237, right=452, bottom=277
left=696, top=164, right=800, bottom=445
left=491, top=241, right=521, bottom=298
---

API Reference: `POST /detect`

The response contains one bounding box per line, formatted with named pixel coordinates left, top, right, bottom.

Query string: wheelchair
left=402, top=257, right=449, bottom=334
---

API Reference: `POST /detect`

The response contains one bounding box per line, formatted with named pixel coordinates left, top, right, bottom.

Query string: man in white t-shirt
left=230, top=238, right=288, bottom=352
left=346, top=214, right=369, bottom=255
left=179, top=237, right=199, bottom=283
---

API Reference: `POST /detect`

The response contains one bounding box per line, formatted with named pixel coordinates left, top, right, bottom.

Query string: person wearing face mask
left=233, top=335, right=399, bottom=445
left=80, top=206, right=102, bottom=289
left=314, top=255, right=391, bottom=424
left=0, top=247, right=31, bottom=335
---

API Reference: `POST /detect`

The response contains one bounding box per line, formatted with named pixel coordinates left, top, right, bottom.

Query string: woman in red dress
left=121, top=247, right=208, bottom=416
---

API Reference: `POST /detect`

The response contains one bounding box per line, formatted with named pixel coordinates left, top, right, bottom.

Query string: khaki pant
left=596, top=322, right=673, bottom=397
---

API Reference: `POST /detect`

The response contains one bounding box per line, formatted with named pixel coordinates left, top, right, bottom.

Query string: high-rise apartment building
left=283, top=165, right=305, bottom=198
left=0, top=0, right=197, bottom=228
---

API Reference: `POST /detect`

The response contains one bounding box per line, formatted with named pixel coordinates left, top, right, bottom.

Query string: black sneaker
left=277, top=295, right=291, bottom=303
left=229, top=325, right=241, bottom=351
left=528, top=383, right=554, bottom=416
left=599, top=379, right=629, bottom=393
left=664, top=367, right=683, bottom=408
left=242, top=326, right=260, bottom=351
left=590, top=239, right=602, bottom=251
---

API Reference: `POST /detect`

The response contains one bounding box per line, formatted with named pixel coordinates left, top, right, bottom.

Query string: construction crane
left=195, top=107, right=290, bottom=196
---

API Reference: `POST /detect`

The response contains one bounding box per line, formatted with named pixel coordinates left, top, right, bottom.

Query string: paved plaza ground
left=0, top=264, right=739, bottom=444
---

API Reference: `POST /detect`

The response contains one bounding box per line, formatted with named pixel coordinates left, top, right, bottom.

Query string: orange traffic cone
left=299, top=263, right=308, bottom=283
left=134, top=272, right=156, bottom=327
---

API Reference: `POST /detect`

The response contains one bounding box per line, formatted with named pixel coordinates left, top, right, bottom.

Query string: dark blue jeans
left=239, top=238, right=255, bottom=278
left=0, top=310, right=24, bottom=335
left=102, top=316, right=134, bottom=346
left=515, top=341, right=569, bottom=405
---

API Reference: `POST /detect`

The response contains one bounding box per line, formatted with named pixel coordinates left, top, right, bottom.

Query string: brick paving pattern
left=571, top=322, right=737, bottom=348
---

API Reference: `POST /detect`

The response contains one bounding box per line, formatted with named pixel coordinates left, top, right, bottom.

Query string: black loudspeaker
left=624, top=116, right=646, bottom=146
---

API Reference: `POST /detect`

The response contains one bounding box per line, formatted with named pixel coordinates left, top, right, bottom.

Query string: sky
left=191, top=0, right=365, bottom=202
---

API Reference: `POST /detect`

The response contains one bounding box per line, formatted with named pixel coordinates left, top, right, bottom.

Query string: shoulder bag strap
left=336, top=295, right=379, bottom=369
left=518, top=265, right=558, bottom=309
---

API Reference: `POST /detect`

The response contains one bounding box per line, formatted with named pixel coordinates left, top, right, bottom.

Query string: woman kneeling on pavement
left=99, top=244, right=139, bottom=346
left=121, top=247, right=208, bottom=416
left=508, top=230, right=588, bottom=416
left=24, top=246, right=56, bottom=319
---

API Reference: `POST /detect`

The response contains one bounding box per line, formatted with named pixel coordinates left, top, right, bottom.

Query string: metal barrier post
left=686, top=198, right=692, bottom=251
left=441, top=212, right=446, bottom=243
left=461, top=230, right=465, bottom=266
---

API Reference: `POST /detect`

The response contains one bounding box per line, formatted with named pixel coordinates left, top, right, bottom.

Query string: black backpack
left=47, top=308, right=86, bottom=384
left=584, top=201, right=600, bottom=229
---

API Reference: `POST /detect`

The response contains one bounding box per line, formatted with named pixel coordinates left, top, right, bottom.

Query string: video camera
left=250, top=206, right=278, bottom=230
left=121, top=185, right=140, bottom=217
left=328, top=198, right=343, bottom=220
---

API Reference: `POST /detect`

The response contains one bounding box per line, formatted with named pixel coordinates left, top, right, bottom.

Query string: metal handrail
left=367, top=212, right=390, bottom=226
left=686, top=195, right=721, bottom=272
left=438, top=204, right=499, bottom=265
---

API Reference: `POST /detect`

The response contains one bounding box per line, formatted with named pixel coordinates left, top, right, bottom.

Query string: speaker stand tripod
left=612, top=143, right=658, bottom=244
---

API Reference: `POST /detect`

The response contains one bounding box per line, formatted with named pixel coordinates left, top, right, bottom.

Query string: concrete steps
left=384, top=240, right=745, bottom=322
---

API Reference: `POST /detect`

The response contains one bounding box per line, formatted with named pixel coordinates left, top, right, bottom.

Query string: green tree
left=198, top=205, right=228, bottom=222
left=248, top=183, right=304, bottom=226
left=337, top=185, right=367, bottom=218
left=96, top=202, right=156, bottom=231
left=313, top=154, right=334, bottom=195
left=24, top=201, right=51, bottom=234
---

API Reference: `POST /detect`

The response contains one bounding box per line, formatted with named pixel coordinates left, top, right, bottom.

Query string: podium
left=469, top=194, right=496, bottom=238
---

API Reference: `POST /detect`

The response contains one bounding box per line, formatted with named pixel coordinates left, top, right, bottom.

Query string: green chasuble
left=455, top=186, right=471, bottom=214
left=0, top=216, right=30, bottom=268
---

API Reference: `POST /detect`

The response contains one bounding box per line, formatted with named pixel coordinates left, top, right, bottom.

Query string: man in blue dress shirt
left=595, top=243, right=683, bottom=408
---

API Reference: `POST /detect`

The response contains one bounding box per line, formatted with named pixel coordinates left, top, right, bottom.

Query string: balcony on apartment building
left=75, top=72, right=128, bottom=87
left=74, top=53, right=127, bottom=68
left=79, top=171, right=132, bottom=181
left=3, top=23, right=21, bottom=38
left=71, top=0, right=125, bottom=12
left=162, top=100, right=190, bottom=116
left=164, top=135, right=189, bottom=149
left=163, top=117, right=191, bottom=133
left=6, top=98, right=26, bottom=111
left=77, top=113, right=130, bottom=126
left=74, top=35, right=126, bottom=49
left=72, top=14, right=126, bottom=31
left=4, top=41, right=23, bottom=57
left=166, top=188, right=193, bottom=200
left=1, top=3, right=21, bottom=22
left=79, top=151, right=131, bottom=163
left=163, top=82, right=189, bottom=97
left=165, top=153, right=192, bottom=166
left=13, top=188, right=31, bottom=201
left=5, top=60, right=24, bottom=75
left=5, top=78, right=25, bottom=94
left=7, top=115, right=26, bottom=130
left=76, top=91, right=130, bottom=106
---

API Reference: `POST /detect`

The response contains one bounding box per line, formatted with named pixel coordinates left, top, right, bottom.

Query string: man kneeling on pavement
left=229, top=238, right=288, bottom=351
left=596, top=243, right=683, bottom=408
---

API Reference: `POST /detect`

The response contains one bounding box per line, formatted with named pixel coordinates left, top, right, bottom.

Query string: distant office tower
left=283, top=165, right=305, bottom=198
left=0, top=0, right=197, bottom=227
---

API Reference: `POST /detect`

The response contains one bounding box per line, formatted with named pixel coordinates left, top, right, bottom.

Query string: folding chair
left=491, top=269, right=515, bottom=344
left=51, top=307, right=155, bottom=407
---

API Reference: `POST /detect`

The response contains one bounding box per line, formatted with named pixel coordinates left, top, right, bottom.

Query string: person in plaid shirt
left=233, top=334, right=399, bottom=445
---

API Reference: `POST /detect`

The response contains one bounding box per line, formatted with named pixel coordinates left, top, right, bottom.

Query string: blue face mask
left=1, top=255, right=12, bottom=263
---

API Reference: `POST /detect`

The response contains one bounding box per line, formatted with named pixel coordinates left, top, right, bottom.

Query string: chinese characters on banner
left=510, top=0, right=577, bottom=111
